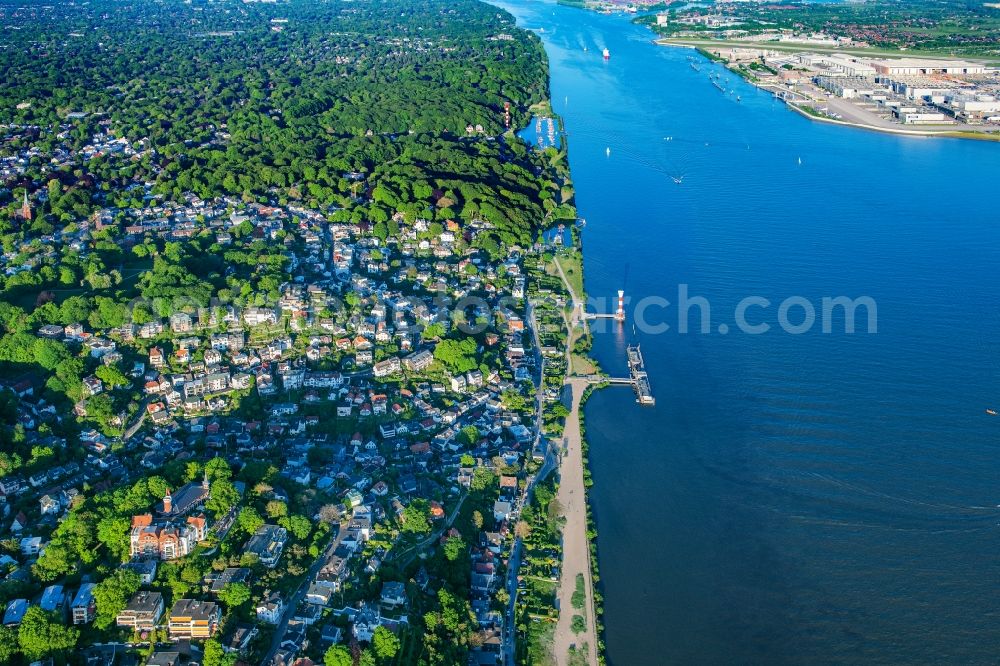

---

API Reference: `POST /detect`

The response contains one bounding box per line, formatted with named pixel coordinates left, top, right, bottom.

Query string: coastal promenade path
left=549, top=254, right=599, bottom=665
left=552, top=376, right=599, bottom=666
left=553, top=256, right=590, bottom=343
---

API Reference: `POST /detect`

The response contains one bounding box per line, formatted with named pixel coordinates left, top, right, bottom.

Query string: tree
left=401, top=500, right=431, bottom=535
left=279, top=514, right=312, bottom=540
left=218, top=582, right=251, bottom=609
left=324, top=645, right=353, bottom=666
left=30, top=509, right=99, bottom=582
left=0, top=451, right=22, bottom=478
left=205, top=456, right=232, bottom=481
left=319, top=504, right=341, bottom=523
left=18, top=607, right=80, bottom=660
left=470, top=468, right=496, bottom=492
left=95, top=364, right=130, bottom=388
left=423, top=587, right=475, bottom=662
left=93, top=569, right=142, bottom=629
left=433, top=337, right=478, bottom=374
left=265, top=499, right=288, bottom=518
left=422, top=322, right=446, bottom=341
left=501, top=389, right=530, bottom=413
left=457, top=425, right=479, bottom=447
left=371, top=625, right=401, bottom=660
left=203, top=638, right=237, bottom=666
left=96, top=515, right=131, bottom=562
left=237, top=506, right=264, bottom=535
left=0, top=625, right=18, bottom=662
left=443, top=535, right=466, bottom=562
left=205, top=478, right=239, bottom=515
left=147, top=475, right=169, bottom=500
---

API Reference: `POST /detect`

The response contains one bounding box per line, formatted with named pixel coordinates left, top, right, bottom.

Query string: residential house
left=246, top=524, right=288, bottom=568
left=372, top=357, right=401, bottom=378
left=147, top=652, right=181, bottom=666
left=129, top=514, right=206, bottom=560
left=305, top=583, right=334, bottom=607
left=351, top=603, right=382, bottom=642
left=256, top=592, right=284, bottom=624
left=170, top=313, right=193, bottom=333
left=168, top=599, right=221, bottom=639
left=71, top=583, right=97, bottom=624
left=380, top=581, right=407, bottom=609
left=117, top=591, right=165, bottom=631
left=209, top=567, right=251, bottom=595
left=123, top=559, right=158, bottom=585
left=39, top=494, right=61, bottom=515
left=292, top=602, right=323, bottom=626
left=244, top=307, right=278, bottom=327
left=3, top=599, right=28, bottom=626
left=223, top=623, right=259, bottom=655
left=40, top=584, right=66, bottom=613
left=493, top=501, right=512, bottom=523
left=20, top=536, right=42, bottom=556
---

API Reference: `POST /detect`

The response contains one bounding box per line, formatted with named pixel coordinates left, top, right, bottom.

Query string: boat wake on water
left=677, top=442, right=1000, bottom=531
left=803, top=472, right=1000, bottom=514
left=784, top=514, right=992, bottom=534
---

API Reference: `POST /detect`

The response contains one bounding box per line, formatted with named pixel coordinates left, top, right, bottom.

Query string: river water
left=494, top=1, right=1000, bottom=664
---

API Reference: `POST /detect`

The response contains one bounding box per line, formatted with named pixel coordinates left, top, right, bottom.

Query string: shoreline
left=548, top=222, right=605, bottom=666
left=654, top=36, right=1000, bottom=65
left=783, top=100, right=1000, bottom=142
left=551, top=377, right=602, bottom=666
left=539, top=154, right=605, bottom=664
left=655, top=40, right=1000, bottom=142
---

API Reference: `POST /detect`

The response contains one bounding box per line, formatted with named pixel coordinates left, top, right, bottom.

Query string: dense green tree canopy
left=17, top=607, right=80, bottom=660
left=92, top=569, right=142, bottom=629
left=324, top=645, right=353, bottom=666
left=1, top=0, right=552, bottom=254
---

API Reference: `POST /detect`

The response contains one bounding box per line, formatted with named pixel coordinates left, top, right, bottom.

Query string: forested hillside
left=1, top=0, right=556, bottom=251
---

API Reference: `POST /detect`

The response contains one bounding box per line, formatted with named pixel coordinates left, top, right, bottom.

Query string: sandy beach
left=552, top=377, right=600, bottom=666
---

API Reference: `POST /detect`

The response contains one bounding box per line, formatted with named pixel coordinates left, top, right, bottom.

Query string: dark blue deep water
left=493, top=1, right=1000, bottom=664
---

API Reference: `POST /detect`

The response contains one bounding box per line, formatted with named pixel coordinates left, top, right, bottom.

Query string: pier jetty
left=626, top=343, right=655, bottom=405
left=581, top=343, right=655, bottom=405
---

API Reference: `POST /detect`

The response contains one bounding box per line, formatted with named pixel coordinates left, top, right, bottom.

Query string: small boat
left=603, top=48, right=610, bottom=60
left=987, top=409, right=997, bottom=415
left=737, top=95, right=741, bottom=102
left=606, top=147, right=611, bottom=157
left=797, top=156, right=802, bottom=165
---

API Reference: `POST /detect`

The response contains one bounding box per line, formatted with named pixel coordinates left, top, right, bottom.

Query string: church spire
left=20, top=189, right=31, bottom=221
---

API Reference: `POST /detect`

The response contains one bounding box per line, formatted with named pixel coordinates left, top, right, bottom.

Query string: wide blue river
left=495, top=1, right=1000, bottom=664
